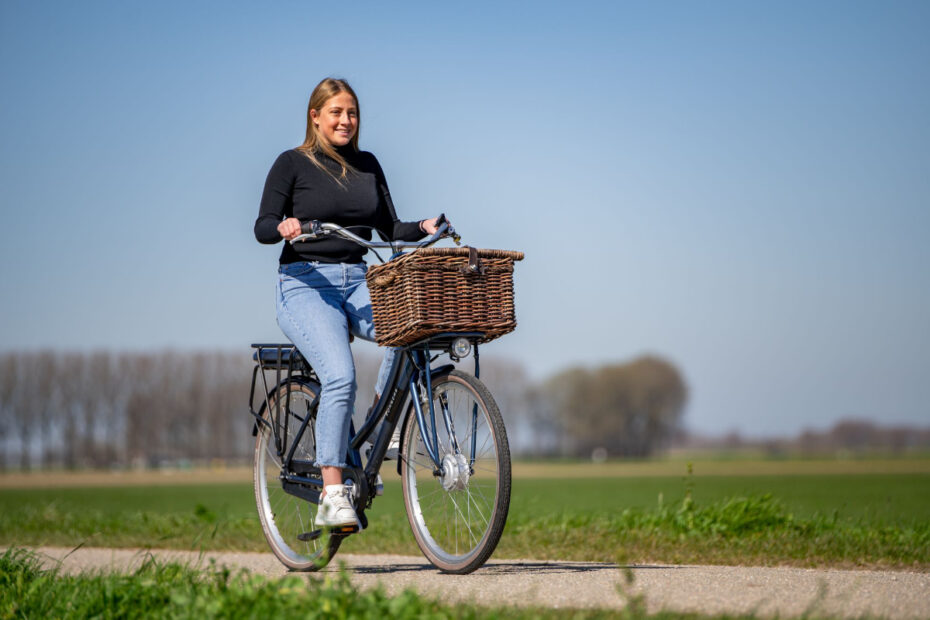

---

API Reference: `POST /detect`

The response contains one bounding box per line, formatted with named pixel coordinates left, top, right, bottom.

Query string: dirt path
left=25, top=546, right=930, bottom=619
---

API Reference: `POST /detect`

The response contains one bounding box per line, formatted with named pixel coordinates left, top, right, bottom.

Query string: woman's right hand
left=277, top=218, right=302, bottom=241
left=419, top=216, right=445, bottom=235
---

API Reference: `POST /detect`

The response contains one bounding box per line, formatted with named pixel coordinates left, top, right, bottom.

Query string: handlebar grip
left=299, top=220, right=322, bottom=236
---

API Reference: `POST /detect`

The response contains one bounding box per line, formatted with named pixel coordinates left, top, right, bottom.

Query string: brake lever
left=435, top=213, right=461, bottom=246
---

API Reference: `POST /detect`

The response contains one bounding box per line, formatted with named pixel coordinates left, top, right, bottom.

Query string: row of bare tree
left=0, top=350, right=688, bottom=469
left=0, top=352, right=251, bottom=470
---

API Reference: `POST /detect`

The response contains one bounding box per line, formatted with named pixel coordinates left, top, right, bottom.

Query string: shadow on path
left=347, top=560, right=679, bottom=575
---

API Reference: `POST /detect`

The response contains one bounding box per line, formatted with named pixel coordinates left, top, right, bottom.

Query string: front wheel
left=400, top=370, right=511, bottom=573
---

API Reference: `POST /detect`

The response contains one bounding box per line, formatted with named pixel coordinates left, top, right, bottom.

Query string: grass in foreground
left=1, top=470, right=928, bottom=569
left=2, top=547, right=474, bottom=620
left=0, top=548, right=839, bottom=620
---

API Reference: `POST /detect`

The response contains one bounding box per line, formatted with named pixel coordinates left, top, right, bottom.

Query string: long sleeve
left=254, top=151, right=295, bottom=244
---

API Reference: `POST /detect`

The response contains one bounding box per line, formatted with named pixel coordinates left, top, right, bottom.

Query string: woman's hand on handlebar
left=419, top=216, right=445, bottom=235
left=285, top=214, right=457, bottom=249
left=277, top=218, right=302, bottom=241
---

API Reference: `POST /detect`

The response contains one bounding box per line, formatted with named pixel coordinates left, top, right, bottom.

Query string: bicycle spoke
left=446, top=491, right=479, bottom=547
left=465, top=489, right=492, bottom=528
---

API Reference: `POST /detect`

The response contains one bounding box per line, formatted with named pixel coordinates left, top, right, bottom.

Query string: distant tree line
left=532, top=357, right=687, bottom=458
left=0, top=349, right=691, bottom=470
left=686, top=419, right=930, bottom=457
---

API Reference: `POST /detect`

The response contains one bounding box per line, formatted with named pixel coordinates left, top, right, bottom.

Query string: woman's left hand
left=420, top=216, right=445, bottom=235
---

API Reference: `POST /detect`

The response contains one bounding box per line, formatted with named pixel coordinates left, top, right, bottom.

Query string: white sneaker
left=384, top=427, right=401, bottom=460
left=317, top=484, right=359, bottom=528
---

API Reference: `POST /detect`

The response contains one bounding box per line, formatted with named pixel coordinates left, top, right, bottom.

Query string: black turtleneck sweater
left=254, top=147, right=424, bottom=264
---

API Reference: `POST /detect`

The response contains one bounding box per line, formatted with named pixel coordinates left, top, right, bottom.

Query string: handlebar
left=289, top=214, right=460, bottom=254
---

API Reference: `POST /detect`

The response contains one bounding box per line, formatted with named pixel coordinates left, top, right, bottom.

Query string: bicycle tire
left=400, top=370, right=511, bottom=573
left=253, top=380, right=341, bottom=571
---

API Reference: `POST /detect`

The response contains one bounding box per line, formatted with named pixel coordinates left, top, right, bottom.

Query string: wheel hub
left=440, top=453, right=470, bottom=491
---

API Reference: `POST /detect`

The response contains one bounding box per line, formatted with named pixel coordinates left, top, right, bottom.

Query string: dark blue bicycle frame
left=249, top=332, right=484, bottom=513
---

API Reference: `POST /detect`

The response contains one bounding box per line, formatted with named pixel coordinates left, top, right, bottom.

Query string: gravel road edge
left=14, top=546, right=930, bottom=619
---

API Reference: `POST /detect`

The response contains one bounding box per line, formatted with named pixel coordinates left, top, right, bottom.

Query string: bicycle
left=248, top=218, right=515, bottom=574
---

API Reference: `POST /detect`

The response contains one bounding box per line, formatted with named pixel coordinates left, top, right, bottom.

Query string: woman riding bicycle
left=254, top=77, right=442, bottom=529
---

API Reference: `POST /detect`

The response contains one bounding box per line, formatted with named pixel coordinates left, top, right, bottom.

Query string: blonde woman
left=255, top=78, right=441, bottom=527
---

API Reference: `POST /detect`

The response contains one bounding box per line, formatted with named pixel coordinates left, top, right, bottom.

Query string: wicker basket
left=366, top=247, right=525, bottom=347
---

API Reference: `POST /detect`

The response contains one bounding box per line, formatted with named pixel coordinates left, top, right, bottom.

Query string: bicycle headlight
left=451, top=337, right=472, bottom=360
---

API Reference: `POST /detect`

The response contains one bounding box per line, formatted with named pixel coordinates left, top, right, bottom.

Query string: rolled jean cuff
left=314, top=460, right=348, bottom=469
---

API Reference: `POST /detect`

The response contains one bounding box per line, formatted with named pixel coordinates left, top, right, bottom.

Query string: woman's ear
left=309, top=108, right=319, bottom=127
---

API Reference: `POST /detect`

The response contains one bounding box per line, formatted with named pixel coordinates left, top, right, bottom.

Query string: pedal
left=297, top=522, right=360, bottom=541
left=331, top=523, right=361, bottom=536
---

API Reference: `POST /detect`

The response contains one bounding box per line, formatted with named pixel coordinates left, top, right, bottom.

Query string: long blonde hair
left=296, top=78, right=360, bottom=180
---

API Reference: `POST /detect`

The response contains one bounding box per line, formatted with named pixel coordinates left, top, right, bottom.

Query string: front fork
left=407, top=349, right=476, bottom=474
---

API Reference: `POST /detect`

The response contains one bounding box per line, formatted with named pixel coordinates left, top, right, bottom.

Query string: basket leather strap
left=461, top=246, right=486, bottom=275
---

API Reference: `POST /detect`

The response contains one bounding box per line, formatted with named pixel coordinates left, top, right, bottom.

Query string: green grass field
left=1, top=462, right=928, bottom=569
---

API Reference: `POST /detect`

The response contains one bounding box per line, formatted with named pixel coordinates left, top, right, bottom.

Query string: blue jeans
left=276, top=261, right=395, bottom=468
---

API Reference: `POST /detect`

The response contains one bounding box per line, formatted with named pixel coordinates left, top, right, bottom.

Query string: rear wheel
left=253, top=380, right=340, bottom=571
left=400, top=370, right=511, bottom=573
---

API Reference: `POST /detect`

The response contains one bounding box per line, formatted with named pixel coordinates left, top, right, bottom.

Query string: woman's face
left=310, top=91, right=358, bottom=147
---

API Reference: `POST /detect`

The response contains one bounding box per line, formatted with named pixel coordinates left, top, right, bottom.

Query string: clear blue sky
left=1, top=1, right=928, bottom=437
